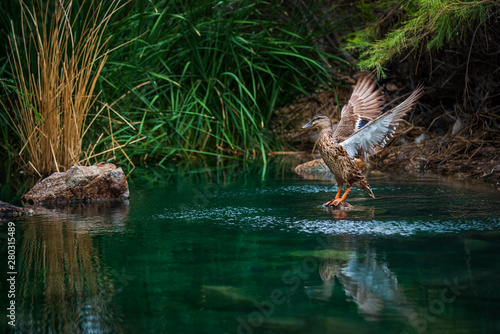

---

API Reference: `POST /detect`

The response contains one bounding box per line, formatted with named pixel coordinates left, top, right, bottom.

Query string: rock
left=0, top=200, right=35, bottom=217
left=325, top=201, right=354, bottom=210
left=386, top=83, right=399, bottom=92
left=294, top=158, right=329, bottom=174
left=452, top=118, right=465, bottom=135
left=22, top=162, right=129, bottom=205
left=294, top=158, right=366, bottom=179
left=414, top=133, right=428, bottom=144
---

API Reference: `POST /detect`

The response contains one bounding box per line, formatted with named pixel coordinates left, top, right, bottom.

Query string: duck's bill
left=301, top=121, right=313, bottom=129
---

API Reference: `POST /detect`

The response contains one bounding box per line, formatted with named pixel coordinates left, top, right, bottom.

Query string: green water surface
left=1, top=162, right=500, bottom=333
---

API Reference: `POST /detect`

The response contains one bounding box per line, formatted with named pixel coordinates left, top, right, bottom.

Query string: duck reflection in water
left=304, top=243, right=416, bottom=323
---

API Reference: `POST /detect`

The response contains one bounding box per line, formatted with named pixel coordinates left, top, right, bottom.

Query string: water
left=1, top=161, right=500, bottom=333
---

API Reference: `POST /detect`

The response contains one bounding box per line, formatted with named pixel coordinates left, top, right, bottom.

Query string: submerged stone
left=288, top=249, right=353, bottom=261
left=325, top=201, right=354, bottom=210
left=22, top=162, right=129, bottom=205
left=201, top=285, right=257, bottom=310
left=463, top=238, right=491, bottom=250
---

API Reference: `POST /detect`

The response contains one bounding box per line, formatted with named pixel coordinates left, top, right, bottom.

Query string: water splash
left=155, top=206, right=500, bottom=236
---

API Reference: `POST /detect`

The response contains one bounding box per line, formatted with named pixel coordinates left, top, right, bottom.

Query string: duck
left=302, top=75, right=424, bottom=207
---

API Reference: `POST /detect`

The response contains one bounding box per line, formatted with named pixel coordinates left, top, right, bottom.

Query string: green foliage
left=1, top=78, right=40, bottom=121
left=93, top=0, right=347, bottom=165
left=346, top=0, right=500, bottom=75
left=1, top=0, right=348, bottom=168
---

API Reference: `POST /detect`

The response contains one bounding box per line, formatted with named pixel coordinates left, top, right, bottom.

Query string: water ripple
left=154, top=206, right=500, bottom=236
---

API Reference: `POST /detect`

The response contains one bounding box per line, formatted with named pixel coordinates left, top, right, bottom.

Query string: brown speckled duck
left=302, top=75, right=424, bottom=207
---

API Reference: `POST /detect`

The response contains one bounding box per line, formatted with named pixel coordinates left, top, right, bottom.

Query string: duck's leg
left=324, top=187, right=343, bottom=206
left=332, top=187, right=351, bottom=206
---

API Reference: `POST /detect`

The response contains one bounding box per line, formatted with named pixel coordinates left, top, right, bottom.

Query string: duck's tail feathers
left=366, top=187, right=375, bottom=199
left=356, top=180, right=376, bottom=198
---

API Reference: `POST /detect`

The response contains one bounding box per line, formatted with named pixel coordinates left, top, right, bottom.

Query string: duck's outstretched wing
left=333, top=75, right=385, bottom=142
left=340, top=85, right=424, bottom=158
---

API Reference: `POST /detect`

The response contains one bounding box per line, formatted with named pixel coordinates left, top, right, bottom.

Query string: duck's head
left=302, top=114, right=332, bottom=130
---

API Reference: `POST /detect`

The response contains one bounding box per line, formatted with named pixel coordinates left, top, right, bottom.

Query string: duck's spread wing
left=340, top=85, right=424, bottom=158
left=333, top=75, right=384, bottom=141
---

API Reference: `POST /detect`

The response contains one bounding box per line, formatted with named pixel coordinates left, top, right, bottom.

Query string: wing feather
left=333, top=75, right=384, bottom=141
left=340, top=85, right=424, bottom=158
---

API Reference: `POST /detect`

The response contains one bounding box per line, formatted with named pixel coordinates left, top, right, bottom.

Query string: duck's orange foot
left=324, top=199, right=342, bottom=207
left=324, top=186, right=351, bottom=208
left=324, top=200, right=354, bottom=209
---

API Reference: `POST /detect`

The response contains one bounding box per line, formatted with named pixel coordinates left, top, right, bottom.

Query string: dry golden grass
left=6, top=0, right=122, bottom=175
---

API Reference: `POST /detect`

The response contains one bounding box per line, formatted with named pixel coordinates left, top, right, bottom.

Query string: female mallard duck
left=302, top=75, right=424, bottom=207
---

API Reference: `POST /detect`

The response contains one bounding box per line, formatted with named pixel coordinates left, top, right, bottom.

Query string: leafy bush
left=346, top=0, right=500, bottom=75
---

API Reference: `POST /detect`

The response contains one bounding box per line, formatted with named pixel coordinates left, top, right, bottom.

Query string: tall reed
left=97, top=0, right=347, bottom=164
left=6, top=0, right=121, bottom=175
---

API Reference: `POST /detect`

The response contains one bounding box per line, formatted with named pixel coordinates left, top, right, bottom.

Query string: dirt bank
left=371, top=139, right=500, bottom=186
